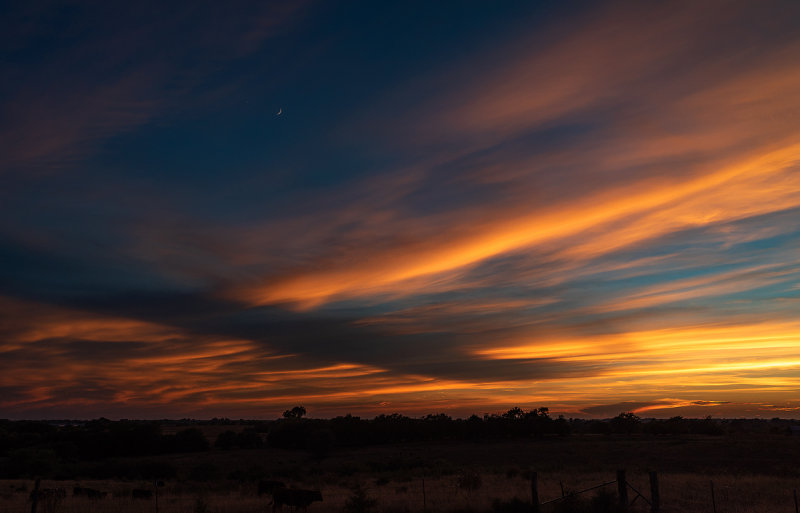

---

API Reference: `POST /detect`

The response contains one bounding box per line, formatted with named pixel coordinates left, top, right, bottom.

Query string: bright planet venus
left=1, top=1, right=799, bottom=420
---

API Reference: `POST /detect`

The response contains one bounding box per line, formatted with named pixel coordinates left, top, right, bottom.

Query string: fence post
left=649, top=471, right=660, bottom=513
left=617, top=470, right=628, bottom=511
left=153, top=479, right=159, bottom=513
left=30, top=478, right=41, bottom=513
left=793, top=488, right=798, bottom=513
left=530, top=471, right=540, bottom=513
left=710, top=480, right=717, bottom=513
left=422, top=475, right=426, bottom=513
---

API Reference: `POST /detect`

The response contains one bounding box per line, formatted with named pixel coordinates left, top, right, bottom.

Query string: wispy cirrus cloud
left=3, top=1, right=800, bottom=418
left=0, top=1, right=306, bottom=173
left=210, top=2, right=800, bottom=311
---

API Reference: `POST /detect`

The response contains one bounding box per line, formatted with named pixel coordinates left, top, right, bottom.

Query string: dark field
left=3, top=429, right=800, bottom=513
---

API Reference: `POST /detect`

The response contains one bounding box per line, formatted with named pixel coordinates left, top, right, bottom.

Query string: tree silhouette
left=610, top=412, right=642, bottom=434
left=282, top=406, right=307, bottom=419
left=503, top=407, right=525, bottom=420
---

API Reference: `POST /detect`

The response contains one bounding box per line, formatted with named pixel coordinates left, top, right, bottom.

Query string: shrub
left=491, top=497, right=530, bottom=513
left=551, top=488, right=621, bottom=513
left=194, top=496, right=209, bottom=513
left=343, top=485, right=378, bottom=513
left=552, top=494, right=590, bottom=513
left=215, top=430, right=237, bottom=450
left=589, top=488, right=619, bottom=513
left=168, top=428, right=209, bottom=452
left=188, top=463, right=219, bottom=482
left=456, top=470, right=482, bottom=492
left=307, top=428, right=335, bottom=459
left=136, top=460, right=178, bottom=480
left=236, top=429, right=263, bottom=449
left=7, top=448, right=56, bottom=477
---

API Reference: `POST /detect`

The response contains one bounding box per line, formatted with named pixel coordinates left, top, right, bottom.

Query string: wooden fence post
left=30, top=478, right=41, bottom=513
left=710, top=480, right=717, bottom=513
left=153, top=479, right=159, bottom=513
left=422, top=474, right=426, bottom=513
left=530, top=471, right=540, bottom=513
left=649, top=471, right=660, bottom=513
left=617, top=470, right=628, bottom=511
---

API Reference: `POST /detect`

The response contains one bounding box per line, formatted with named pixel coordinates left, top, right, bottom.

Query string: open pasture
left=2, top=434, right=799, bottom=513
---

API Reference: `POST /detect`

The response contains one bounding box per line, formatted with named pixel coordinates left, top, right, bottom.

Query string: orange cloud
left=5, top=2, right=800, bottom=419
left=472, top=320, right=800, bottom=411
left=0, top=296, right=511, bottom=417
left=202, top=6, right=800, bottom=311
left=234, top=142, right=800, bottom=308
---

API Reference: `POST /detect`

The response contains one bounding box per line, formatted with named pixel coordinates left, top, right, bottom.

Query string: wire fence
left=11, top=471, right=800, bottom=513
left=526, top=470, right=800, bottom=513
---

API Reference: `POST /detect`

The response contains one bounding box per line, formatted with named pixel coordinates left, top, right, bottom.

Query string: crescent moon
left=276, top=108, right=282, bottom=116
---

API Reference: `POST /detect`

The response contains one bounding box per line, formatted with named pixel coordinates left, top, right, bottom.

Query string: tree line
left=3, top=408, right=795, bottom=479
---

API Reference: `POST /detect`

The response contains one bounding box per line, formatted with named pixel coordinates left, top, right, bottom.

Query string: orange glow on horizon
left=4, top=2, right=800, bottom=421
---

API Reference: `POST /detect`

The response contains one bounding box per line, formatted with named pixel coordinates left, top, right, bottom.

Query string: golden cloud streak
left=240, top=141, right=800, bottom=309
left=477, top=321, right=800, bottom=360
left=473, top=321, right=800, bottom=409
left=217, top=4, right=800, bottom=312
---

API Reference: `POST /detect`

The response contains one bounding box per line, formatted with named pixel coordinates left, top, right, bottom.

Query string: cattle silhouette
left=270, top=487, right=323, bottom=511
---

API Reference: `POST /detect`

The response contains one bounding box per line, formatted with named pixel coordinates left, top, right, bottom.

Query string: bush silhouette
left=343, top=485, right=377, bottom=513
left=456, top=470, right=482, bottom=492
left=491, top=497, right=530, bottom=513
left=215, top=430, right=237, bottom=450
left=283, top=406, right=307, bottom=419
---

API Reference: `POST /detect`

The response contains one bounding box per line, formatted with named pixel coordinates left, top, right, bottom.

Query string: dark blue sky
left=2, top=1, right=800, bottom=419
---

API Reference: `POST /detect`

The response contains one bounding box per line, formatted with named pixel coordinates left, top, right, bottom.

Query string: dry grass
left=3, top=436, right=799, bottom=512
left=1, top=472, right=798, bottom=513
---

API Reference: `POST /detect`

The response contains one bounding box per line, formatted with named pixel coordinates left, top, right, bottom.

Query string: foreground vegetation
left=1, top=409, right=798, bottom=512
left=3, top=470, right=800, bottom=513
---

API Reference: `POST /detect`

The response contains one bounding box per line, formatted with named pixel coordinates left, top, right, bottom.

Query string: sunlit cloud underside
left=1, top=1, right=799, bottom=418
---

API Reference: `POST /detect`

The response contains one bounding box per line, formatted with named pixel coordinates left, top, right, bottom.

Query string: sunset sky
left=2, top=1, right=800, bottom=420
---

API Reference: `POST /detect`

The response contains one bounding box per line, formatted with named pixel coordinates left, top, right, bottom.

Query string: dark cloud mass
left=1, top=1, right=800, bottom=419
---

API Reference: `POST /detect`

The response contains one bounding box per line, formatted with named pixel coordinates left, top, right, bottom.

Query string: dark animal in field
left=29, top=488, right=66, bottom=502
left=258, top=480, right=287, bottom=496
left=131, top=488, right=153, bottom=499
left=74, top=486, right=107, bottom=499
left=270, top=487, right=323, bottom=511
